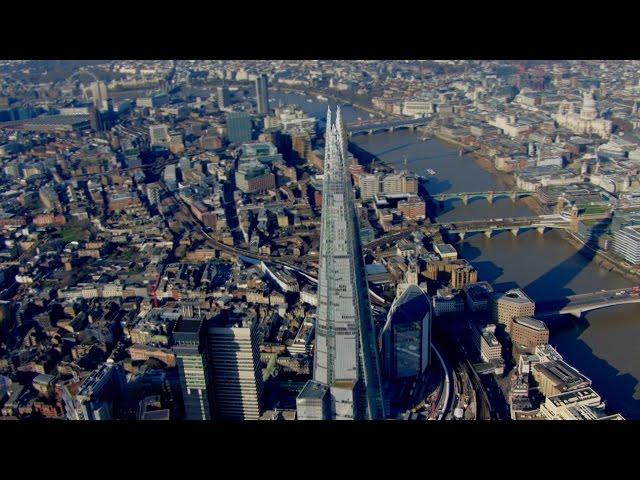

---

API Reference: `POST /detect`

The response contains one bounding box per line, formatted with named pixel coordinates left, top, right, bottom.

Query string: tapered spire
left=335, top=105, right=348, bottom=165
left=305, top=101, right=385, bottom=420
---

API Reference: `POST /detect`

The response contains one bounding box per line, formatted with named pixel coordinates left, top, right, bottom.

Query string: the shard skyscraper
left=296, top=107, right=385, bottom=420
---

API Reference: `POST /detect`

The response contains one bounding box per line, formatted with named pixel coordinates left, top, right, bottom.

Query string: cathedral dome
left=580, top=90, right=598, bottom=120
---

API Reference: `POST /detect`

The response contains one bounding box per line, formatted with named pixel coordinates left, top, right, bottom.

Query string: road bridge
left=536, top=287, right=640, bottom=318
left=346, top=117, right=431, bottom=137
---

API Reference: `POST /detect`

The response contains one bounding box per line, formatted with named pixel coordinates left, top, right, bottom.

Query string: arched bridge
left=536, top=288, right=640, bottom=318
left=363, top=214, right=574, bottom=250
left=346, top=117, right=431, bottom=137
left=441, top=214, right=572, bottom=239
left=431, top=190, right=536, bottom=206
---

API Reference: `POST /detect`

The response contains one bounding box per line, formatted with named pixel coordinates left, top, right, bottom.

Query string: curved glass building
left=382, top=285, right=431, bottom=379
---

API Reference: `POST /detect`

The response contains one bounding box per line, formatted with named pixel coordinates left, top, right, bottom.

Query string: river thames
left=272, top=91, right=640, bottom=418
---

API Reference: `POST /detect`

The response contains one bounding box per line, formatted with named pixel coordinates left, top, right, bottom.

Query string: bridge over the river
left=431, top=190, right=536, bottom=206
left=441, top=214, right=572, bottom=239
left=346, top=117, right=431, bottom=137
left=363, top=214, right=573, bottom=250
left=536, top=288, right=640, bottom=318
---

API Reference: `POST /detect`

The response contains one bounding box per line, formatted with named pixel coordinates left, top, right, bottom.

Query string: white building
left=149, top=124, right=170, bottom=149
left=553, top=89, right=612, bottom=139
left=402, top=99, right=434, bottom=117
left=612, top=224, right=640, bottom=264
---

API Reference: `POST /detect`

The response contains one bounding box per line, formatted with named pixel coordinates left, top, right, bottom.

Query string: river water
left=273, top=92, right=640, bottom=419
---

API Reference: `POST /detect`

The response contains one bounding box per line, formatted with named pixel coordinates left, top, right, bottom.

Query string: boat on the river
left=427, top=168, right=436, bottom=175
left=316, top=94, right=328, bottom=101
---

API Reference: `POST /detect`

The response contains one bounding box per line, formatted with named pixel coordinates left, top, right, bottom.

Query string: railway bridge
left=431, top=190, right=535, bottom=206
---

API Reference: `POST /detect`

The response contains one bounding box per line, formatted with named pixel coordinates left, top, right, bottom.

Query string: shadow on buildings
left=525, top=218, right=611, bottom=308
left=551, top=320, right=640, bottom=419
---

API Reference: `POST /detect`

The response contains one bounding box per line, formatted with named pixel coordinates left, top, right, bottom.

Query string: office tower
left=491, top=288, right=535, bottom=333
left=88, top=105, right=103, bottom=132
left=172, top=314, right=211, bottom=420
left=612, top=225, right=640, bottom=264
left=398, top=195, right=427, bottom=220
left=381, top=285, right=431, bottom=379
left=235, top=161, right=276, bottom=194
left=63, top=362, right=125, bottom=420
left=255, top=73, right=270, bottom=115
left=473, top=324, right=502, bottom=362
left=296, top=106, right=385, bottom=420
left=511, top=317, right=549, bottom=353
left=149, top=124, right=170, bottom=150
left=226, top=112, right=252, bottom=143
left=0, top=300, right=13, bottom=341
left=169, top=132, right=185, bottom=154
left=450, top=261, right=478, bottom=289
left=291, top=129, right=311, bottom=162
left=89, top=81, right=108, bottom=111
left=163, top=164, right=177, bottom=190
left=146, top=183, right=161, bottom=207
left=296, top=380, right=330, bottom=420
left=207, top=315, right=263, bottom=420
left=217, top=86, right=231, bottom=109
left=359, top=173, right=380, bottom=200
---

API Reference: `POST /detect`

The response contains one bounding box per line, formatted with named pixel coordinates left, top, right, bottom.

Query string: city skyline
left=0, top=59, right=637, bottom=422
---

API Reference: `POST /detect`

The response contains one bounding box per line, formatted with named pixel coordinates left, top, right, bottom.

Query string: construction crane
left=515, top=61, right=527, bottom=90
left=149, top=271, right=161, bottom=308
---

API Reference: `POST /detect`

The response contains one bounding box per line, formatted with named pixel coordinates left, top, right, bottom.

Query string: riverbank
left=562, top=230, right=640, bottom=282
left=434, top=135, right=549, bottom=216
left=454, top=141, right=640, bottom=281
left=272, top=86, right=388, bottom=119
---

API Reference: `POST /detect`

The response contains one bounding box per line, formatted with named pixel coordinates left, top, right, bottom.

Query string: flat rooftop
left=513, top=316, right=548, bottom=331
left=534, top=360, right=590, bottom=390
left=173, top=317, right=203, bottom=334
left=434, top=243, right=457, bottom=254
left=297, top=380, right=329, bottom=400
left=495, top=288, right=534, bottom=304
left=547, top=387, right=599, bottom=408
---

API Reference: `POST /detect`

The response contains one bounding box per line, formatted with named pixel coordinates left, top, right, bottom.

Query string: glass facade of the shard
left=297, top=106, right=385, bottom=420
